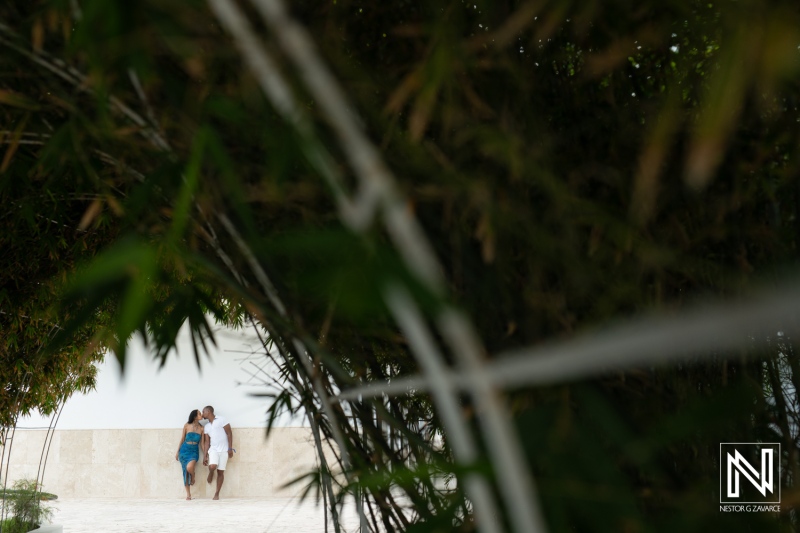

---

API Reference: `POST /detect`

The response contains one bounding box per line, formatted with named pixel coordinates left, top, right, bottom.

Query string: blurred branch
left=339, top=280, right=800, bottom=400
left=127, top=69, right=170, bottom=151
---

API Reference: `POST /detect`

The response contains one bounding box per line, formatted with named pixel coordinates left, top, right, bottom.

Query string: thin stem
left=385, top=284, right=503, bottom=533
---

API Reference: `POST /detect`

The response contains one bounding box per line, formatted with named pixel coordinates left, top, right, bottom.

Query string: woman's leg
left=182, top=462, right=192, bottom=499
left=187, top=459, right=197, bottom=486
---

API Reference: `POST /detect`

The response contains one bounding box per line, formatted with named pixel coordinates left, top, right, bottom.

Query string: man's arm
left=224, top=424, right=233, bottom=458
left=202, top=433, right=209, bottom=465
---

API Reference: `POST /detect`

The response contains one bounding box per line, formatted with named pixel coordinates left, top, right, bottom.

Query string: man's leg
left=212, top=450, right=228, bottom=500
left=214, top=470, right=224, bottom=500
left=207, top=449, right=222, bottom=485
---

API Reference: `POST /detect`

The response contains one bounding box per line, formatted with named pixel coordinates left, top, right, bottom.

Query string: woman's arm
left=175, top=424, right=187, bottom=461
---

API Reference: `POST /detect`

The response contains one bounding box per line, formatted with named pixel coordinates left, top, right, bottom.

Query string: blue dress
left=179, top=431, right=201, bottom=486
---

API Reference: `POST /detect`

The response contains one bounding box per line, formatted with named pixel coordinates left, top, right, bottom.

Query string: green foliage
left=1, top=479, right=55, bottom=532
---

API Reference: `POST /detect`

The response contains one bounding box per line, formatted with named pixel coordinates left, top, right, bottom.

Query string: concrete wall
left=5, top=427, right=319, bottom=499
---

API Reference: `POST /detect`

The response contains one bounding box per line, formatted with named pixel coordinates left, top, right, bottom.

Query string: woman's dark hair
left=187, top=409, right=199, bottom=424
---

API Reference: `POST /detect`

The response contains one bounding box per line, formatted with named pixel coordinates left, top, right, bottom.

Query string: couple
left=175, top=405, right=234, bottom=500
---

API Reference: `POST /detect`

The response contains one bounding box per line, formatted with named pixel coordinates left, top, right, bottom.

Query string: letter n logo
left=720, top=443, right=780, bottom=504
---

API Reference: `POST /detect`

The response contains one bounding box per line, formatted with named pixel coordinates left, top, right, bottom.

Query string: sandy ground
left=48, top=497, right=356, bottom=532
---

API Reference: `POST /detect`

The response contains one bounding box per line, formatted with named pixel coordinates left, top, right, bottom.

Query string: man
left=201, top=405, right=233, bottom=500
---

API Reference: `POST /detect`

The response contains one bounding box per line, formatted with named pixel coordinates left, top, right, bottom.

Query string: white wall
left=19, top=323, right=304, bottom=431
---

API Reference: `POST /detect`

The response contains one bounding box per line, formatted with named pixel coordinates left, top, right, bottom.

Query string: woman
left=175, top=409, right=203, bottom=500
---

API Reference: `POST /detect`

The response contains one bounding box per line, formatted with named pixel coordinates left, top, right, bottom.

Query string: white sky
left=18, top=323, right=305, bottom=430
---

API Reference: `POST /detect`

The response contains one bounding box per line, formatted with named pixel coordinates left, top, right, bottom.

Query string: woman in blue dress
left=175, top=409, right=203, bottom=500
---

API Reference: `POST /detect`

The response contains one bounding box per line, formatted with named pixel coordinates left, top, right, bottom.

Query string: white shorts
left=208, top=449, right=229, bottom=471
